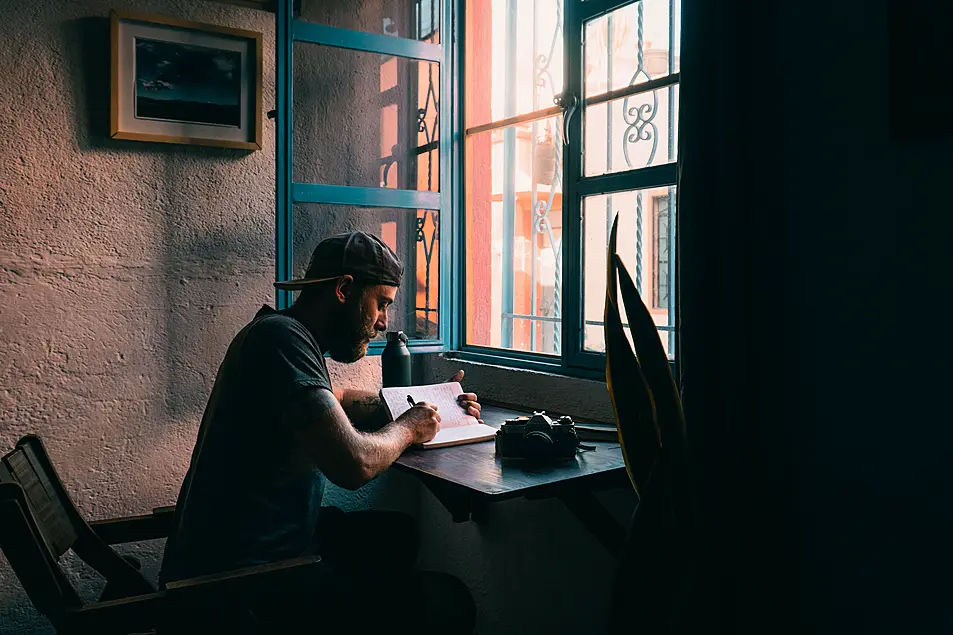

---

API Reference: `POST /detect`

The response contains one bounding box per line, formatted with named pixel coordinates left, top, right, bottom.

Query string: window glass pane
left=584, top=0, right=680, bottom=98
left=584, top=84, right=678, bottom=176
left=293, top=204, right=440, bottom=340
left=299, top=0, right=440, bottom=44
left=293, top=43, right=440, bottom=191
left=582, top=186, right=676, bottom=359
left=465, top=115, right=563, bottom=354
left=465, top=0, right=563, bottom=128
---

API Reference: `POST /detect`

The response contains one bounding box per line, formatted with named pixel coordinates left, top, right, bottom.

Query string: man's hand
left=395, top=402, right=441, bottom=445
left=447, top=369, right=484, bottom=424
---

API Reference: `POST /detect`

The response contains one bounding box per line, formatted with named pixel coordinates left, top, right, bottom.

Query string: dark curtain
left=676, top=0, right=953, bottom=633
left=676, top=0, right=801, bottom=633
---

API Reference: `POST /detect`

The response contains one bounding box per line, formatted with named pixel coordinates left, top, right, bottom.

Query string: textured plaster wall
left=0, top=1, right=630, bottom=633
left=0, top=1, right=283, bottom=632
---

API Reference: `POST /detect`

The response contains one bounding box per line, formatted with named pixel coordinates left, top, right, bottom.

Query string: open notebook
left=380, top=382, right=498, bottom=449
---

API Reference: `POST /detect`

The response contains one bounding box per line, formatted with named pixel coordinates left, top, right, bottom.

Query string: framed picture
left=110, top=10, right=262, bottom=150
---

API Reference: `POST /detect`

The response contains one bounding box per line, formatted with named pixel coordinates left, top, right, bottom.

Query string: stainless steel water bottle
left=381, top=331, right=412, bottom=388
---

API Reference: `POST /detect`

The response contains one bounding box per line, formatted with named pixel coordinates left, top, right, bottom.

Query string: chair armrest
left=63, top=591, right=164, bottom=635
left=89, top=507, right=175, bottom=544
left=164, top=555, right=325, bottom=601
left=65, top=557, right=323, bottom=632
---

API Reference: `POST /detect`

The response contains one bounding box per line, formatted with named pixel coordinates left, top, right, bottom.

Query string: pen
left=407, top=395, right=416, bottom=407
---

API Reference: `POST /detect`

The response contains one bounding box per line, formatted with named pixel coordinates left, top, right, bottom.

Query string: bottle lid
left=386, top=331, right=408, bottom=343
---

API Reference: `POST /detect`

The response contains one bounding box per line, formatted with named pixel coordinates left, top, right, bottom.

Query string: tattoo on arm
left=347, top=394, right=389, bottom=431
left=352, top=395, right=383, bottom=415
left=284, top=388, right=410, bottom=490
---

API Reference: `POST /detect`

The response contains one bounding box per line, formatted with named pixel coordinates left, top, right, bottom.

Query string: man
left=159, top=231, right=478, bottom=634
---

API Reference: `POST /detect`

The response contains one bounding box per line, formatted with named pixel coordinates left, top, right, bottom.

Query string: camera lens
left=524, top=430, right=554, bottom=445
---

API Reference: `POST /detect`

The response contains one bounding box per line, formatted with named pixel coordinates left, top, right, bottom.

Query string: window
left=276, top=0, right=450, bottom=351
left=273, top=0, right=679, bottom=368
left=653, top=194, right=672, bottom=311
left=461, top=0, right=680, bottom=369
left=463, top=0, right=565, bottom=355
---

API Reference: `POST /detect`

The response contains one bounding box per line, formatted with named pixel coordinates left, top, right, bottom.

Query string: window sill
left=437, top=348, right=676, bottom=381
left=440, top=349, right=606, bottom=382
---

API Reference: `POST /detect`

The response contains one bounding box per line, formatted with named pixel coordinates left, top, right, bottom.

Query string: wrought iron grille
left=413, top=0, right=440, bottom=338
left=464, top=0, right=679, bottom=359
left=590, top=0, right=679, bottom=357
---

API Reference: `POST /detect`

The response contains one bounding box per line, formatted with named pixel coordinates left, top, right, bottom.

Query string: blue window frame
left=275, top=0, right=453, bottom=355
left=274, top=0, right=678, bottom=375
left=453, top=0, right=680, bottom=378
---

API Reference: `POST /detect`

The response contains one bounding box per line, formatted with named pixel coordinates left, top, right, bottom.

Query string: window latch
left=553, top=92, right=578, bottom=146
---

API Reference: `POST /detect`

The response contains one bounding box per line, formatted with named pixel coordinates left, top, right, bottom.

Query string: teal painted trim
left=450, top=0, right=465, bottom=352
left=447, top=348, right=674, bottom=382
left=459, top=344, right=561, bottom=364
left=563, top=0, right=585, bottom=370
left=275, top=0, right=294, bottom=310
left=364, top=339, right=449, bottom=356
left=573, top=349, right=614, bottom=370
left=438, top=0, right=454, bottom=352
left=293, top=21, right=442, bottom=62
left=576, top=162, right=678, bottom=196
left=446, top=349, right=608, bottom=382
left=406, top=343, right=453, bottom=354
left=292, top=183, right=441, bottom=210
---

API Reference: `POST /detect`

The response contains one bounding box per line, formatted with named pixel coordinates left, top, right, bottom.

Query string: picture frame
left=110, top=10, right=262, bottom=150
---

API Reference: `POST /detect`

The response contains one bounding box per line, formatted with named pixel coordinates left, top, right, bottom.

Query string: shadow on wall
left=60, top=16, right=274, bottom=422
left=158, top=157, right=272, bottom=419
left=62, top=17, right=110, bottom=147
left=49, top=0, right=420, bottom=531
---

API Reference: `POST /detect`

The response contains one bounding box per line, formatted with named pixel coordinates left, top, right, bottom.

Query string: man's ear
left=334, top=275, right=355, bottom=304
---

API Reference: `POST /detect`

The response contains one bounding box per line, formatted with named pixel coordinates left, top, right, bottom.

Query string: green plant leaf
left=605, top=212, right=699, bottom=634
left=612, top=227, right=694, bottom=533
left=605, top=214, right=661, bottom=497
left=613, top=252, right=686, bottom=451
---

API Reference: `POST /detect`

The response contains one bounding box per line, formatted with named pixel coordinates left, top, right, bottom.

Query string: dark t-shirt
left=159, top=305, right=332, bottom=584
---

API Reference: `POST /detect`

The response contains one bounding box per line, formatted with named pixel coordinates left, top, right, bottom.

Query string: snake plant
left=605, top=213, right=696, bottom=634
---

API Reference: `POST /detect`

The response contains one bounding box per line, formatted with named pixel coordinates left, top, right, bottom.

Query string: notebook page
left=424, top=422, right=497, bottom=448
left=380, top=382, right=477, bottom=429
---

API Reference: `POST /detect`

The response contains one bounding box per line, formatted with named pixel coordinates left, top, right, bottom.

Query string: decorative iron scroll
left=414, top=209, right=439, bottom=337
left=622, top=1, right=658, bottom=169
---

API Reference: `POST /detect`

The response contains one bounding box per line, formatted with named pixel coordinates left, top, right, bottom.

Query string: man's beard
left=327, top=295, right=378, bottom=363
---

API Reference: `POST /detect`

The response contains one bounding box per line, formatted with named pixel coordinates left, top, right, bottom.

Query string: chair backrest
left=1, top=435, right=156, bottom=626
left=0, top=455, right=82, bottom=620
left=2, top=437, right=78, bottom=557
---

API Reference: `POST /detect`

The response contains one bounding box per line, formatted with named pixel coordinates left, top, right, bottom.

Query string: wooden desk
left=394, top=405, right=630, bottom=556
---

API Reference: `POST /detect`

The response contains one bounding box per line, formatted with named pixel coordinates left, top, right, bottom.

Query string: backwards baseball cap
left=274, top=231, right=404, bottom=291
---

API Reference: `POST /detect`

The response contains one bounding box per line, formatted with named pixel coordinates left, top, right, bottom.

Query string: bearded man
left=159, top=231, right=477, bottom=634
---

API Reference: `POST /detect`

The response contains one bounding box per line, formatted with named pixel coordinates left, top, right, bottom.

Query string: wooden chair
left=0, top=434, right=324, bottom=635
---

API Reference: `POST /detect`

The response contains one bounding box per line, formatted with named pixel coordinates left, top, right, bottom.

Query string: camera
left=495, top=411, right=580, bottom=461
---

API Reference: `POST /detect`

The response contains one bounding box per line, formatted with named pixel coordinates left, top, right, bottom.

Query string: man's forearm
left=353, top=421, right=415, bottom=483
left=336, top=387, right=390, bottom=430
left=290, top=387, right=413, bottom=490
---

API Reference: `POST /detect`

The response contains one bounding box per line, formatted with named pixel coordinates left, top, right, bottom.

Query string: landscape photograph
left=134, top=37, right=242, bottom=127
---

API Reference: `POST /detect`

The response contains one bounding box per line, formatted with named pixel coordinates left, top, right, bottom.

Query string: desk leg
left=558, top=489, right=628, bottom=558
